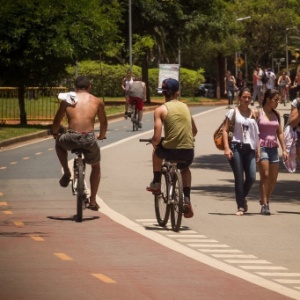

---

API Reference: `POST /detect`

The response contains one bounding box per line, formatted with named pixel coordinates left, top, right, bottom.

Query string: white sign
left=158, top=64, right=180, bottom=89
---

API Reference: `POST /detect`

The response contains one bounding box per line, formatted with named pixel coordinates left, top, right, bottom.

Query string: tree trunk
left=142, top=54, right=151, bottom=103
left=18, top=86, right=27, bottom=125
left=216, top=53, right=225, bottom=100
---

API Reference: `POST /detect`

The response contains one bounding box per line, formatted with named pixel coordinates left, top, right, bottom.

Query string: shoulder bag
left=213, top=109, right=236, bottom=151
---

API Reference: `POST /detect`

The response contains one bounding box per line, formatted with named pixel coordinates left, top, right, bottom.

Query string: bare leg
left=138, top=110, right=143, bottom=122
left=258, top=160, right=269, bottom=205
left=89, top=162, right=100, bottom=206
left=153, top=151, right=163, bottom=172
left=180, top=167, right=191, bottom=188
left=55, top=144, right=70, bottom=175
left=266, top=163, right=279, bottom=200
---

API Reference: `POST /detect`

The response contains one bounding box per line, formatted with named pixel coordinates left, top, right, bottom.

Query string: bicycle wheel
left=132, top=108, right=138, bottom=131
left=170, top=170, right=184, bottom=232
left=154, top=171, right=170, bottom=226
left=76, top=160, right=85, bottom=222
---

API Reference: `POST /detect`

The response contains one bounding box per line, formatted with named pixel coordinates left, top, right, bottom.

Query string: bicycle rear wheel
left=132, top=106, right=138, bottom=131
left=154, top=171, right=170, bottom=226
left=76, top=160, right=85, bottom=222
left=170, top=170, right=183, bottom=232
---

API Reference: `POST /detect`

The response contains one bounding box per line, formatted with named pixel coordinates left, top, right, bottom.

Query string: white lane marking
left=98, top=197, right=300, bottom=299
left=200, top=249, right=243, bottom=253
left=275, top=279, right=300, bottom=284
left=256, top=273, right=300, bottom=277
left=240, top=266, right=288, bottom=270
left=177, top=239, right=218, bottom=243
left=196, top=244, right=230, bottom=248
left=166, top=235, right=207, bottom=238
left=212, top=254, right=257, bottom=259
left=224, top=260, right=271, bottom=264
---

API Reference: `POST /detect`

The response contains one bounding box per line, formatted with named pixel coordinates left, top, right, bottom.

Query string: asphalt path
left=0, top=104, right=299, bottom=299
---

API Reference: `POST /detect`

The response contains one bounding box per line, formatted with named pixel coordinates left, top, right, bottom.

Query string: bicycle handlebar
left=139, top=138, right=152, bottom=143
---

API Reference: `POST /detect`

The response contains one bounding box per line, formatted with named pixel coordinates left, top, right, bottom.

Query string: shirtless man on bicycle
left=146, top=78, right=198, bottom=218
left=52, top=76, right=107, bottom=211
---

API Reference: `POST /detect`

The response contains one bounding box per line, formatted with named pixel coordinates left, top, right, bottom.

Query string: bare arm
left=277, top=123, right=288, bottom=161
left=222, top=117, right=232, bottom=159
left=290, top=105, right=300, bottom=128
left=151, top=106, right=164, bottom=147
left=52, top=101, right=68, bottom=138
left=191, top=117, right=198, bottom=137
left=96, top=100, right=108, bottom=140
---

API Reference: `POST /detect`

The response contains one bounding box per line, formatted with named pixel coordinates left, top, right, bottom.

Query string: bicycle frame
left=71, top=149, right=88, bottom=222
left=131, top=100, right=139, bottom=131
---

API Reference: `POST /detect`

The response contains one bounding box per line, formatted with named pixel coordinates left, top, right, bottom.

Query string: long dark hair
left=238, top=87, right=251, bottom=97
left=262, top=89, right=280, bottom=122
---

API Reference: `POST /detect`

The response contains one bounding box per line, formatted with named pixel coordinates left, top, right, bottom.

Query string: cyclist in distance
left=52, top=76, right=107, bottom=211
left=146, top=78, right=198, bottom=218
left=128, top=76, right=146, bottom=128
left=121, top=69, right=134, bottom=119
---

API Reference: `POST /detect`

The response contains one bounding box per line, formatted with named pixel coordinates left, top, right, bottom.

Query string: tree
left=0, top=0, right=122, bottom=125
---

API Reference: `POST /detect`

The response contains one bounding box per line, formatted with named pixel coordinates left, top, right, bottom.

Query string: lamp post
left=286, top=27, right=296, bottom=75
left=235, top=16, right=251, bottom=78
left=129, top=0, right=132, bottom=70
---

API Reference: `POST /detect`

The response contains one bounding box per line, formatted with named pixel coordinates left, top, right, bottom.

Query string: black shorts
left=155, top=144, right=194, bottom=170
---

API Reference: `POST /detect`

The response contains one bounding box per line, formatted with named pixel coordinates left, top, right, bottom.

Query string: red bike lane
left=0, top=203, right=292, bottom=300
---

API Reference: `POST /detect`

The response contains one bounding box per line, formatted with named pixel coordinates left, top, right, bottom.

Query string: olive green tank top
left=162, top=100, right=194, bottom=149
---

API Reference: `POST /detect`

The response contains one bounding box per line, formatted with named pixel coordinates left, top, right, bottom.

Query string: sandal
left=236, top=211, right=244, bottom=216
left=87, top=203, right=100, bottom=211
left=59, top=173, right=71, bottom=187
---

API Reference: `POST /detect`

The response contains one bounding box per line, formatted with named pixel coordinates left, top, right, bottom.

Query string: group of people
left=51, top=73, right=299, bottom=219
left=52, top=76, right=198, bottom=219
left=252, top=66, right=300, bottom=107
left=121, top=69, right=146, bottom=128
left=222, top=86, right=300, bottom=216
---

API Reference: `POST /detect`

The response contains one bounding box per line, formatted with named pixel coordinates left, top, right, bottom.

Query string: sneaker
left=183, top=203, right=194, bottom=218
left=183, top=197, right=194, bottom=218
left=146, top=182, right=161, bottom=194
left=138, top=122, right=142, bottom=128
left=261, top=204, right=271, bottom=215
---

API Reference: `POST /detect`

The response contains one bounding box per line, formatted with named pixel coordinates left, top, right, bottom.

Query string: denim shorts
left=260, top=146, right=279, bottom=163
left=56, top=130, right=100, bottom=165
left=155, top=144, right=194, bottom=170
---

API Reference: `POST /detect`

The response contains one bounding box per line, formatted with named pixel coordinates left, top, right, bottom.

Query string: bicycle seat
left=165, top=159, right=187, bottom=164
left=71, top=148, right=85, bottom=154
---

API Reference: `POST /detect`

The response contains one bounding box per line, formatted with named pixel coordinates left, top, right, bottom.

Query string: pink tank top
left=258, top=111, right=279, bottom=148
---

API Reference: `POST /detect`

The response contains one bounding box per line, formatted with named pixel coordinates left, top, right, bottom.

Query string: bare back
left=66, top=91, right=102, bottom=132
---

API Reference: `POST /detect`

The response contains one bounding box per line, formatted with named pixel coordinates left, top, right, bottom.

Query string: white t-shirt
left=265, top=71, right=276, bottom=89
left=226, top=108, right=260, bottom=150
left=257, top=69, right=263, bottom=86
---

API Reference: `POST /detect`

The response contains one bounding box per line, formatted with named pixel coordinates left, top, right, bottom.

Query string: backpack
left=261, top=70, right=268, bottom=84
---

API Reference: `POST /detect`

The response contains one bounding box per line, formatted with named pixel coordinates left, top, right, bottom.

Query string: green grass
left=0, top=96, right=217, bottom=142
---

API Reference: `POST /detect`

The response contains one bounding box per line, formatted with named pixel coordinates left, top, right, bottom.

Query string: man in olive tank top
left=146, top=78, right=198, bottom=218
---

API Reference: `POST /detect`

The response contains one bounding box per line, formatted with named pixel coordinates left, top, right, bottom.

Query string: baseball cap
left=157, top=78, right=179, bottom=93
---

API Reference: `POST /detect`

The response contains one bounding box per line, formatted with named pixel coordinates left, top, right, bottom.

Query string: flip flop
left=59, top=174, right=71, bottom=187
left=87, top=203, right=100, bottom=211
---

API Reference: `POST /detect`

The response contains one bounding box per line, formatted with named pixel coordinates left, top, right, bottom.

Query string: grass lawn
left=0, top=96, right=220, bottom=141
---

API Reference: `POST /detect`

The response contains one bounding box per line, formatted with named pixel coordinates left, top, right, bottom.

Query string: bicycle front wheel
left=170, top=170, right=184, bottom=232
left=76, top=161, right=85, bottom=222
left=132, top=109, right=138, bottom=131
left=154, top=171, right=170, bottom=226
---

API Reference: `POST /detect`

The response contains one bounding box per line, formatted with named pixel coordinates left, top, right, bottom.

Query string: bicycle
left=131, top=99, right=139, bottom=131
left=140, top=138, right=184, bottom=232
left=71, top=148, right=89, bottom=222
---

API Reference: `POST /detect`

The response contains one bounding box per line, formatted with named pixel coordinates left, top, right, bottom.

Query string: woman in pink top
left=255, top=89, right=288, bottom=215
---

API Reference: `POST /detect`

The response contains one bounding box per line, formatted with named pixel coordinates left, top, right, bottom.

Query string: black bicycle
left=71, top=148, right=88, bottom=222
left=140, top=139, right=184, bottom=232
left=131, top=100, right=139, bottom=131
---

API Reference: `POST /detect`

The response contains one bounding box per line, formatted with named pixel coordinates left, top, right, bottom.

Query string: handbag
left=213, top=109, right=236, bottom=150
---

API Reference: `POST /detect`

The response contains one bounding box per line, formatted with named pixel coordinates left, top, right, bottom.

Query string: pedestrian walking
left=251, top=65, right=264, bottom=107
left=224, top=70, right=236, bottom=109
left=222, top=87, right=260, bottom=216
left=121, top=69, right=134, bottom=119
left=254, top=89, right=288, bottom=215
